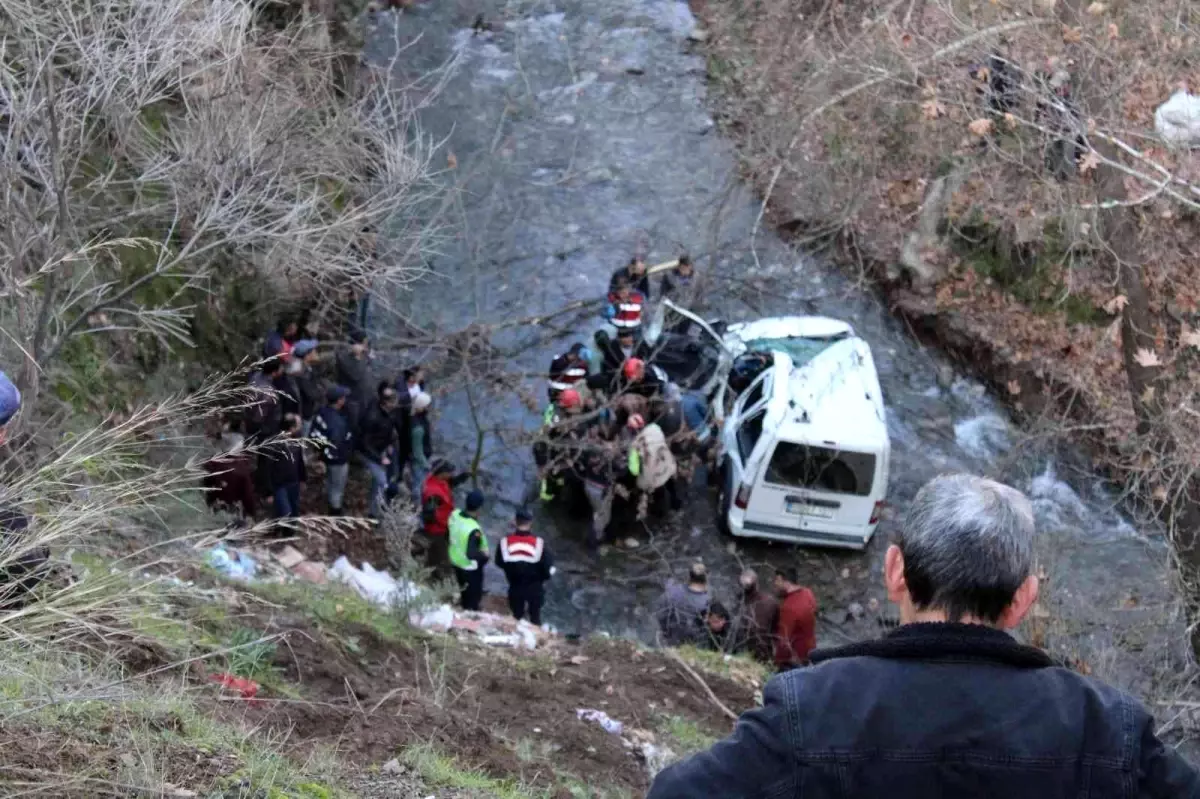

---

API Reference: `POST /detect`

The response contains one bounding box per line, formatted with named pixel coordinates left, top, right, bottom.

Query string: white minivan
left=644, top=301, right=890, bottom=550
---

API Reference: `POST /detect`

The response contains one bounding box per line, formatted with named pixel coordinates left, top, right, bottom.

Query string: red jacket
left=421, top=474, right=454, bottom=536
left=774, top=587, right=817, bottom=668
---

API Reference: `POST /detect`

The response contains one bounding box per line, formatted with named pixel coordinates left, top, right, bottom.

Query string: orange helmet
left=627, top=413, right=645, bottom=431
left=557, top=388, right=582, bottom=409
left=622, top=358, right=645, bottom=380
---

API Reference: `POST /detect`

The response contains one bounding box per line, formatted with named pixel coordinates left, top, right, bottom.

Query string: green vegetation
left=659, top=714, right=719, bottom=758
left=240, top=579, right=420, bottom=646
left=673, top=644, right=771, bottom=688
left=401, top=743, right=527, bottom=799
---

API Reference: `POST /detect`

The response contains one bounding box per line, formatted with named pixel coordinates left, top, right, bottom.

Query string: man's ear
left=998, top=573, right=1040, bottom=630
left=884, top=544, right=907, bottom=604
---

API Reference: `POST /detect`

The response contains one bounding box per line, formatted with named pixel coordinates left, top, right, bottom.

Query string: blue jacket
left=649, top=622, right=1200, bottom=799
left=311, top=405, right=352, bottom=465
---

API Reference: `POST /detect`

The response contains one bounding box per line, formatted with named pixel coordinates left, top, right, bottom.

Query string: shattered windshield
left=743, top=335, right=847, bottom=368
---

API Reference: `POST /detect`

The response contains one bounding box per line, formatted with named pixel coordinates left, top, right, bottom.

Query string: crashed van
left=643, top=300, right=890, bottom=550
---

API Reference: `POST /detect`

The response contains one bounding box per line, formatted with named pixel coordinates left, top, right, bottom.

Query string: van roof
left=768, top=338, right=888, bottom=451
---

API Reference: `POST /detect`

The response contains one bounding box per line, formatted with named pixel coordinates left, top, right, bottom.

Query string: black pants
left=455, top=566, right=484, bottom=611
left=508, top=584, right=544, bottom=625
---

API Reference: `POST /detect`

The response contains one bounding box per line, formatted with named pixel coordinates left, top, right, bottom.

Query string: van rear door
left=745, top=441, right=880, bottom=535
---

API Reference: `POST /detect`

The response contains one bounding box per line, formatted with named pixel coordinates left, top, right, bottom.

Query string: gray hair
left=897, top=474, right=1036, bottom=623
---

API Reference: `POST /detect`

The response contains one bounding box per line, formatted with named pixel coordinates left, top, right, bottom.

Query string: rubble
left=411, top=604, right=550, bottom=650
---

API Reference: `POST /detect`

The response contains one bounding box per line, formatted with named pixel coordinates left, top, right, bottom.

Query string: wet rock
left=847, top=602, right=865, bottom=621
left=688, top=28, right=709, bottom=43
left=936, top=363, right=956, bottom=390
left=584, top=166, right=616, bottom=183
left=551, top=113, right=577, bottom=126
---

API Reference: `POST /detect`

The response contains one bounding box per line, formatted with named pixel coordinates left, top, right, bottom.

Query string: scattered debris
left=207, top=545, right=257, bottom=581
left=329, top=556, right=421, bottom=609
left=381, top=757, right=404, bottom=775
left=292, top=561, right=328, bottom=584
left=411, top=605, right=550, bottom=650
left=273, top=545, right=307, bottom=569
left=577, top=708, right=624, bottom=735
left=209, top=673, right=260, bottom=703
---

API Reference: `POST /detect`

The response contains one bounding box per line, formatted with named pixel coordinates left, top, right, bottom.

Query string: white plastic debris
left=328, top=556, right=420, bottom=608
left=1155, top=91, right=1200, bottom=147
left=577, top=708, right=624, bottom=735
left=412, top=604, right=456, bottom=632
left=207, top=545, right=257, bottom=581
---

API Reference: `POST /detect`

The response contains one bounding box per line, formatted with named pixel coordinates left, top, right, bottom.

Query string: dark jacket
left=202, top=451, right=258, bottom=516
left=264, top=438, right=306, bottom=491
left=311, top=405, right=352, bottom=465
left=649, top=623, right=1200, bottom=799
left=608, top=265, right=651, bottom=299
left=0, top=506, right=49, bottom=608
left=734, top=587, right=779, bottom=664
left=660, top=268, right=700, bottom=303
left=294, top=366, right=322, bottom=420
left=495, top=532, right=554, bottom=590
left=595, top=331, right=650, bottom=374
left=244, top=371, right=282, bottom=442
left=357, top=400, right=396, bottom=463
left=275, top=373, right=301, bottom=419
left=335, top=348, right=371, bottom=404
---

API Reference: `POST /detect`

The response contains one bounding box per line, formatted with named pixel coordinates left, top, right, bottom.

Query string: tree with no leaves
left=0, top=0, right=449, bottom=408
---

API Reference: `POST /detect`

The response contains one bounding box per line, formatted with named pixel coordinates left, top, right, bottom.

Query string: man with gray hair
left=649, top=474, right=1200, bottom=798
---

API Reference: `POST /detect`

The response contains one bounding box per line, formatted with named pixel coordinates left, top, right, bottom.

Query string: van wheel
left=717, top=458, right=734, bottom=537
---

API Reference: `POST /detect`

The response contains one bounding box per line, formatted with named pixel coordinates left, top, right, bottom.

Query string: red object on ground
left=774, top=587, right=818, bottom=668
left=209, top=673, right=261, bottom=702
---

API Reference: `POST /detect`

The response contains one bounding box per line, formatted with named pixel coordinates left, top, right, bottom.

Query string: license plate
left=787, top=501, right=833, bottom=519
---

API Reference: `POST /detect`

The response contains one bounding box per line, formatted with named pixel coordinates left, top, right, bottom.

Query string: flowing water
left=368, top=0, right=1184, bottom=690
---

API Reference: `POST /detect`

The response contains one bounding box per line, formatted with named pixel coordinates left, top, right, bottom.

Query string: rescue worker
left=420, top=459, right=470, bottom=578
left=660, top=254, right=699, bottom=304
left=609, top=256, right=652, bottom=298
left=596, top=328, right=649, bottom=375
left=601, top=277, right=646, bottom=336
left=534, top=388, right=587, bottom=502
left=589, top=357, right=671, bottom=404
left=311, top=386, right=353, bottom=515
left=627, top=412, right=681, bottom=512
left=547, top=342, right=589, bottom=402
left=578, top=440, right=617, bottom=550
left=447, top=489, right=489, bottom=611
left=495, top=508, right=555, bottom=625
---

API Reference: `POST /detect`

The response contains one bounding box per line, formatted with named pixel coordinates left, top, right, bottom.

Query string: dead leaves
left=1078, top=150, right=1101, bottom=175
left=921, top=98, right=946, bottom=120
left=1133, top=347, right=1161, bottom=368
left=1086, top=1, right=1107, bottom=14
left=1062, top=26, right=1083, bottom=44
left=967, top=118, right=994, bottom=137
left=1102, top=294, right=1128, bottom=314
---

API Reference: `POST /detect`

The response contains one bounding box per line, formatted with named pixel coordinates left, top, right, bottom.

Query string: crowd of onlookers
left=655, top=562, right=817, bottom=671
left=202, top=315, right=441, bottom=525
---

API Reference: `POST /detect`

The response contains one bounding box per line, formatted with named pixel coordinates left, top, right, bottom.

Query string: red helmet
left=557, top=388, right=581, bottom=409
left=622, top=358, right=645, bottom=380
left=627, top=413, right=645, bottom=431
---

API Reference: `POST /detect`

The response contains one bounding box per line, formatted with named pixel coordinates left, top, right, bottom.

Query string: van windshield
left=743, top=334, right=846, bottom=368
left=765, top=443, right=876, bottom=496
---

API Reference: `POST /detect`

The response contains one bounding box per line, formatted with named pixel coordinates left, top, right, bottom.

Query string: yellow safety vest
left=448, top=509, right=485, bottom=571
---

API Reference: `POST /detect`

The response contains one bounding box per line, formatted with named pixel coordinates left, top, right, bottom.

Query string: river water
left=368, top=0, right=1183, bottom=693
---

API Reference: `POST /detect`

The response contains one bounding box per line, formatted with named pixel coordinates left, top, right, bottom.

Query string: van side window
left=737, top=409, right=766, bottom=461
left=742, top=375, right=765, bottom=408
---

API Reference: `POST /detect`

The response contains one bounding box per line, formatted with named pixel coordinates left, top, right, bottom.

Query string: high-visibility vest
left=610, top=292, right=644, bottom=329
left=448, top=509, right=485, bottom=571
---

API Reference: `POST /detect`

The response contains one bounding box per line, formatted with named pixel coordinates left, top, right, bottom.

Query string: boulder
left=1155, top=91, right=1200, bottom=147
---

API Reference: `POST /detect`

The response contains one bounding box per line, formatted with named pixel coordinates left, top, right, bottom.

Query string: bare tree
left=0, top=0, right=450, bottom=406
